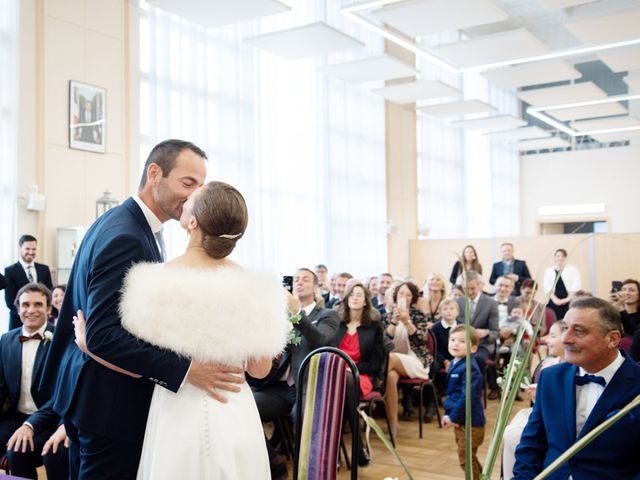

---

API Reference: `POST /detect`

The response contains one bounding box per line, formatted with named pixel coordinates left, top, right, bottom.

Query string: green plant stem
left=459, top=262, right=473, bottom=480
left=533, top=394, right=640, bottom=480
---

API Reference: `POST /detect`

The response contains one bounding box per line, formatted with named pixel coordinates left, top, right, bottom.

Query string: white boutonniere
left=43, top=331, right=53, bottom=344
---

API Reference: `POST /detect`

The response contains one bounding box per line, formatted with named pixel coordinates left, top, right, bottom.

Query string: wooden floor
left=305, top=396, right=523, bottom=480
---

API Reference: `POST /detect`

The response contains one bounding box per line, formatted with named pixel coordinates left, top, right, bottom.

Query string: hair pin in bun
left=218, top=233, right=242, bottom=239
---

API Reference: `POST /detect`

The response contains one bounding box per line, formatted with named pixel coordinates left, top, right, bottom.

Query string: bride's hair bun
left=192, top=181, right=248, bottom=259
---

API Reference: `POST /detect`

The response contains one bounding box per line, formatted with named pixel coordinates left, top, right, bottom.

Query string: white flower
left=43, top=331, right=53, bottom=344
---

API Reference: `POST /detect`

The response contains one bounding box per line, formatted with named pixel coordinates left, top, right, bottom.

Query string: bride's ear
left=187, top=216, right=199, bottom=234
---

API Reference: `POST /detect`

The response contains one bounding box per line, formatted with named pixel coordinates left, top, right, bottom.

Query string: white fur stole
left=119, top=263, right=289, bottom=365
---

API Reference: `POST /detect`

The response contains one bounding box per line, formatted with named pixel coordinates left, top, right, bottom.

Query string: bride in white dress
left=75, top=181, right=291, bottom=479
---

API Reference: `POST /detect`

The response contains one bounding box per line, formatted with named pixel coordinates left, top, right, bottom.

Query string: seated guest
left=253, top=268, right=339, bottom=479
left=1, top=283, right=67, bottom=480
left=335, top=283, right=384, bottom=467
left=449, top=245, right=483, bottom=287
left=442, top=325, right=485, bottom=480
left=366, top=276, right=379, bottom=299
left=543, top=248, right=581, bottom=320
left=420, top=273, right=447, bottom=325
left=609, top=279, right=640, bottom=336
left=456, top=271, right=500, bottom=399
left=517, top=279, right=554, bottom=339
left=314, top=264, right=329, bottom=296
left=327, top=272, right=352, bottom=309
left=373, top=273, right=393, bottom=313
left=323, top=273, right=338, bottom=306
left=384, top=282, right=434, bottom=435
left=502, top=320, right=564, bottom=480
left=48, top=284, right=66, bottom=326
left=493, top=276, right=523, bottom=352
left=432, top=299, right=458, bottom=395
left=489, top=242, right=531, bottom=296
left=514, top=297, right=640, bottom=480
left=450, top=284, right=464, bottom=300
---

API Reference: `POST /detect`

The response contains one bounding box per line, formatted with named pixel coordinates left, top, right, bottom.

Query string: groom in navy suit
left=513, top=297, right=640, bottom=479
left=40, top=140, right=246, bottom=480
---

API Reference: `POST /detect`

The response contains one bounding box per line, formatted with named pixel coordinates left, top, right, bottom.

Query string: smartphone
left=397, top=296, right=407, bottom=312
left=611, top=281, right=623, bottom=294
left=282, top=276, right=293, bottom=293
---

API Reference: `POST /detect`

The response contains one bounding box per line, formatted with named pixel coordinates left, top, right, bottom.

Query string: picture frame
left=69, top=80, right=106, bottom=153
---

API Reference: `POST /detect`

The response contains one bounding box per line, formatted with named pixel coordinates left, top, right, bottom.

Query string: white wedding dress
left=119, top=264, right=289, bottom=480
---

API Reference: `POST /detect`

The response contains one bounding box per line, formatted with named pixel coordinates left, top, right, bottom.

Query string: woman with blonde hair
left=420, top=273, right=448, bottom=325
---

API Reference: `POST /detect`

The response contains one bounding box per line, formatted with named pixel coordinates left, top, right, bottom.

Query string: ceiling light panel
left=453, top=115, right=527, bottom=130
left=598, top=48, right=640, bottom=73
left=590, top=130, right=640, bottom=143
left=571, top=116, right=640, bottom=132
left=434, top=28, right=550, bottom=69
left=417, top=99, right=496, bottom=118
left=322, top=54, right=417, bottom=83
left=547, top=102, right=627, bottom=122
left=371, top=0, right=508, bottom=38
left=147, top=0, right=290, bottom=28
left=518, top=82, right=607, bottom=107
left=482, top=61, right=582, bottom=89
left=486, top=126, right=551, bottom=143
left=517, top=137, right=571, bottom=151
left=565, top=7, right=640, bottom=45
left=244, top=22, right=364, bottom=59
left=624, top=72, right=640, bottom=93
left=371, top=79, right=461, bottom=104
left=540, top=0, right=598, bottom=9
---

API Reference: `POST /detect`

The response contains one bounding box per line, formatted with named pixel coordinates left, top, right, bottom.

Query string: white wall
left=520, top=146, right=640, bottom=235
left=15, top=0, right=129, bottom=282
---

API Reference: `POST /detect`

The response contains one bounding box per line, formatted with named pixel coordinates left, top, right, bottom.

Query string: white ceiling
left=624, top=71, right=640, bottom=93
left=434, top=28, right=550, bottom=69
left=417, top=99, right=496, bottom=118
left=486, top=126, right=551, bottom=143
left=244, top=22, right=364, bottom=59
left=565, top=6, right=640, bottom=45
left=372, top=80, right=461, bottom=104
left=517, top=137, right=571, bottom=151
left=482, top=61, right=582, bottom=89
left=548, top=102, right=628, bottom=122
left=518, top=82, right=607, bottom=107
left=146, top=0, right=290, bottom=28
left=539, top=0, right=599, bottom=10
left=322, top=55, right=417, bottom=83
left=571, top=116, right=640, bottom=132
left=372, top=0, right=508, bottom=38
left=598, top=47, right=640, bottom=73
left=452, top=115, right=527, bottom=130
left=590, top=130, right=640, bottom=143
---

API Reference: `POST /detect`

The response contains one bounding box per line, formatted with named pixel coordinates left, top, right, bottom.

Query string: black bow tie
left=575, top=374, right=606, bottom=388
left=19, top=333, right=42, bottom=343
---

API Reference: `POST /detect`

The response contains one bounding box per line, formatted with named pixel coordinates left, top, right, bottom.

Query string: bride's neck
left=169, top=230, right=230, bottom=268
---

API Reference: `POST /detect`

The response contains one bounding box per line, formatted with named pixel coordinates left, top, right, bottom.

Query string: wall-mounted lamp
left=95, top=190, right=118, bottom=218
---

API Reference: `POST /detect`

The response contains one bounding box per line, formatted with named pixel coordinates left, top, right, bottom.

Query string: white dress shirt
left=18, top=259, right=37, bottom=283
left=18, top=323, right=48, bottom=415
left=575, top=352, right=624, bottom=436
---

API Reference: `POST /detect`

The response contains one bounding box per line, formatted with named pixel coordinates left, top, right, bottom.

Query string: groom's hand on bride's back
left=187, top=362, right=245, bottom=403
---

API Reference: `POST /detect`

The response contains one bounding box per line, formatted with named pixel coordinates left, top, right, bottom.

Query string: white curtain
left=0, top=0, right=18, bottom=329
left=417, top=34, right=520, bottom=239
left=133, top=0, right=387, bottom=278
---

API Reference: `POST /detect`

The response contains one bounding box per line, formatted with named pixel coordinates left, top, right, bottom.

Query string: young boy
left=442, top=325, right=486, bottom=480
left=432, top=299, right=459, bottom=396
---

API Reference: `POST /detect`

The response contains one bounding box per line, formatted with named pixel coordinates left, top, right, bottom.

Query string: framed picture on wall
left=69, top=80, right=106, bottom=153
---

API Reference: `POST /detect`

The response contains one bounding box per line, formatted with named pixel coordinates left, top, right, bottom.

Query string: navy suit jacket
left=443, top=355, right=485, bottom=427
left=513, top=356, right=640, bottom=480
left=4, top=262, right=53, bottom=323
left=39, top=197, right=190, bottom=442
left=0, top=325, right=58, bottom=433
left=489, top=259, right=530, bottom=294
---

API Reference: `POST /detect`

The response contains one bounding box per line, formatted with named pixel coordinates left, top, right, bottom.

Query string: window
left=134, top=0, right=387, bottom=276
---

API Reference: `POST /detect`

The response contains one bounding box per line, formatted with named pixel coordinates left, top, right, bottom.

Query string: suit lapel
left=578, top=358, right=636, bottom=439
left=31, top=329, right=53, bottom=387
left=7, top=331, right=23, bottom=398
left=562, top=364, right=578, bottom=440
left=123, top=197, right=162, bottom=263
left=13, top=262, right=29, bottom=284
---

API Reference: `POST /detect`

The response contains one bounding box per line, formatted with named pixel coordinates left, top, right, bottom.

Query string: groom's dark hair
left=138, top=139, right=207, bottom=189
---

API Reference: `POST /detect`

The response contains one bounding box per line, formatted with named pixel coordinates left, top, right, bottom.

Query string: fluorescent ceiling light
left=341, top=0, right=640, bottom=73
left=538, top=203, right=606, bottom=216
left=527, top=93, right=640, bottom=137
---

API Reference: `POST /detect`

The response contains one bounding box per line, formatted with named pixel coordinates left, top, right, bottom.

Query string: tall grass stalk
left=458, top=259, right=473, bottom=480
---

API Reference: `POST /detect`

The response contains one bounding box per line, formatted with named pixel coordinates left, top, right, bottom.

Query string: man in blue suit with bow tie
left=513, top=297, right=640, bottom=479
left=40, top=140, right=246, bottom=480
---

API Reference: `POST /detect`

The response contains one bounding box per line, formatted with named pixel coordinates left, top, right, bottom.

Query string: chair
left=273, top=414, right=295, bottom=460
left=397, top=329, right=442, bottom=439
left=294, top=347, right=360, bottom=480
left=358, top=351, right=395, bottom=447
left=620, top=335, right=632, bottom=354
